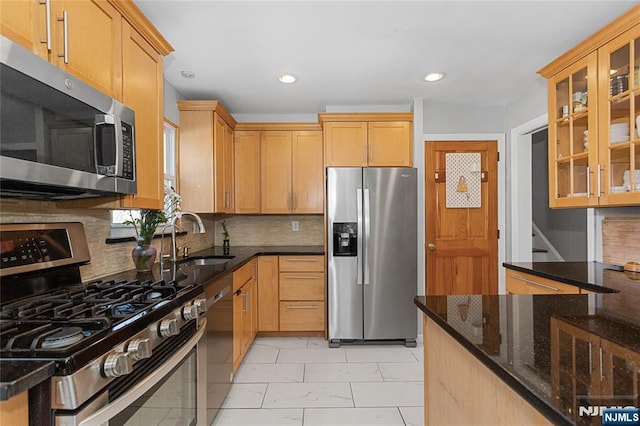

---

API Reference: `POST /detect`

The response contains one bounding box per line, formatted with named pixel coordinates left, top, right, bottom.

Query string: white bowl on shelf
left=611, top=186, right=628, bottom=193
left=610, top=134, right=630, bottom=144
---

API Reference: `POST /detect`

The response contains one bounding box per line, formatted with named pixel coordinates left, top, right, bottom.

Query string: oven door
left=56, top=319, right=207, bottom=426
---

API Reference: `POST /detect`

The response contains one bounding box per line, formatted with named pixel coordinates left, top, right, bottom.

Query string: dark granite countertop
left=0, top=361, right=55, bottom=401
left=502, top=261, right=637, bottom=293
left=0, top=245, right=324, bottom=401
left=415, top=288, right=640, bottom=425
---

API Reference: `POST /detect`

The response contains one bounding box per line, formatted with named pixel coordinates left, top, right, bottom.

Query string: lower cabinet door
left=279, top=301, right=325, bottom=331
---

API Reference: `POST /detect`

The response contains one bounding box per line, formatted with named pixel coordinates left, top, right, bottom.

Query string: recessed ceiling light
left=279, top=74, right=297, bottom=84
left=180, top=70, right=195, bottom=79
left=424, top=72, right=445, bottom=82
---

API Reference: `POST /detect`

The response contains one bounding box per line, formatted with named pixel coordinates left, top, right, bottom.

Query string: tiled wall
left=0, top=198, right=324, bottom=280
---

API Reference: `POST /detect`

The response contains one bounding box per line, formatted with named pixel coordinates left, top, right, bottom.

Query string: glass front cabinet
left=541, top=7, right=640, bottom=208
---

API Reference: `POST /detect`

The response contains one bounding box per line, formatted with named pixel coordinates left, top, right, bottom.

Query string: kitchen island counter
left=415, top=286, right=640, bottom=425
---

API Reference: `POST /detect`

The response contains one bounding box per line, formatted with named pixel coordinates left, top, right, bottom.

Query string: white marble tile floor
left=212, top=337, right=424, bottom=426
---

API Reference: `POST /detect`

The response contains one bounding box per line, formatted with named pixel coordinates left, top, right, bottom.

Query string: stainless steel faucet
left=160, top=211, right=206, bottom=271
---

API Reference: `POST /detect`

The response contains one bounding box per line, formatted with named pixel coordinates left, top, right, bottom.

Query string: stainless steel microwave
left=0, top=35, right=136, bottom=200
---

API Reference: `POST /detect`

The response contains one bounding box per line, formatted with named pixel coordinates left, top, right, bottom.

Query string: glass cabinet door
left=548, top=52, right=598, bottom=207
left=598, top=25, right=640, bottom=205
left=600, top=339, right=640, bottom=410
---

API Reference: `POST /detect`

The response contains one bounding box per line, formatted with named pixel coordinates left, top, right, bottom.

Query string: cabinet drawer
left=279, top=272, right=325, bottom=301
left=233, top=259, right=256, bottom=292
left=506, top=271, right=580, bottom=294
left=279, top=255, right=324, bottom=272
left=279, top=301, right=325, bottom=331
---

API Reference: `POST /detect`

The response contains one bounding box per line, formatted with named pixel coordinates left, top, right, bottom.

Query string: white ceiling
left=134, top=0, right=637, bottom=115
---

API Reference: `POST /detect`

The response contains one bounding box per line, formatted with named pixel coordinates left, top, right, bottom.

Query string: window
left=111, top=119, right=179, bottom=236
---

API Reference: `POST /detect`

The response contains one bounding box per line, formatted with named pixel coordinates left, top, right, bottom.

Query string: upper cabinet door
left=223, top=123, right=235, bottom=213
left=292, top=131, right=323, bottom=213
left=324, top=121, right=367, bottom=167
left=261, top=131, right=293, bottom=213
left=51, top=0, right=122, bottom=99
left=234, top=131, right=261, bottom=214
left=597, top=24, right=640, bottom=206
left=121, top=21, right=163, bottom=209
left=0, top=0, right=48, bottom=59
left=367, top=121, right=412, bottom=167
left=547, top=53, right=599, bottom=208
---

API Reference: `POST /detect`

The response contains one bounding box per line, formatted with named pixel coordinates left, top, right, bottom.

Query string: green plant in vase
left=124, top=209, right=167, bottom=271
left=221, top=220, right=230, bottom=255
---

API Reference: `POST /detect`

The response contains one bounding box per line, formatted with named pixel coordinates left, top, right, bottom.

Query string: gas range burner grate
left=0, top=318, right=111, bottom=353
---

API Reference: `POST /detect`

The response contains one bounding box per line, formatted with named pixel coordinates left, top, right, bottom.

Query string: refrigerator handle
left=363, top=188, right=370, bottom=285
left=356, top=188, right=363, bottom=285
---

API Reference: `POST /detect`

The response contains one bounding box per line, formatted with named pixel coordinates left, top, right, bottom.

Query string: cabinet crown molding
left=318, top=112, right=413, bottom=123
left=109, top=0, right=173, bottom=56
left=538, top=4, right=640, bottom=77
left=177, top=100, right=237, bottom=128
left=235, top=123, right=322, bottom=131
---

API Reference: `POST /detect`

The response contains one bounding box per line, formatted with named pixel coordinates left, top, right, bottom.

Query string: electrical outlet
left=292, top=221, right=299, bottom=231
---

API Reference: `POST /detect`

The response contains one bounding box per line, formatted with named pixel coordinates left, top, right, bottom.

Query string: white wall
left=164, top=80, right=184, bottom=124
left=423, top=101, right=506, bottom=134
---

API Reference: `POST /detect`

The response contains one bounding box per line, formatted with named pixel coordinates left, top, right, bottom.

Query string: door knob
left=428, top=243, right=436, bottom=251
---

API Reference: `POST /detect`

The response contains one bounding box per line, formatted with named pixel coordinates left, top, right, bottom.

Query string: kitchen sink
left=182, top=256, right=235, bottom=266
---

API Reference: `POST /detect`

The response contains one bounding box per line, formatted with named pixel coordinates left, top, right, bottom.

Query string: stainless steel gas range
left=0, top=222, right=208, bottom=426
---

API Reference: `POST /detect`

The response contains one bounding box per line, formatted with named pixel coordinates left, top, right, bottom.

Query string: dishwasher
left=203, top=272, right=234, bottom=425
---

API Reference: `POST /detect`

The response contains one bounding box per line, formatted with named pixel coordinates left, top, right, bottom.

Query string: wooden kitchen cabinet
left=0, top=390, right=28, bottom=426
left=260, top=130, right=323, bottom=214
left=539, top=6, right=640, bottom=207
left=257, top=256, right=279, bottom=332
left=319, top=113, right=413, bottom=167
left=505, top=270, right=582, bottom=295
left=177, top=100, right=236, bottom=213
left=232, top=259, right=257, bottom=372
left=234, top=130, right=261, bottom=214
left=278, top=255, right=325, bottom=332
left=1, top=0, right=123, bottom=98
left=120, top=21, right=163, bottom=210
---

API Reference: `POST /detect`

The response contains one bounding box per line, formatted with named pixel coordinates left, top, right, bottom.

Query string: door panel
left=292, top=130, right=323, bottom=213
left=261, top=131, right=292, bottom=213
left=363, top=168, right=417, bottom=339
left=425, top=141, right=498, bottom=295
left=327, top=168, right=363, bottom=340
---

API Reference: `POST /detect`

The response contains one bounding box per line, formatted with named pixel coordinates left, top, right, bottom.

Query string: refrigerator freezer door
left=327, top=167, right=363, bottom=341
left=363, top=167, right=417, bottom=340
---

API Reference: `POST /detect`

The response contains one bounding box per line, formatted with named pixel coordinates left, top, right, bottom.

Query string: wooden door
left=0, top=0, right=48, bottom=59
left=292, top=130, right=324, bottom=213
left=261, top=131, right=292, bottom=213
left=323, top=122, right=367, bottom=166
left=121, top=22, right=163, bottom=209
left=234, top=131, right=261, bottom=213
left=257, top=256, right=279, bottom=331
left=425, top=141, right=498, bottom=295
left=367, top=121, right=412, bottom=166
left=53, top=0, right=122, bottom=98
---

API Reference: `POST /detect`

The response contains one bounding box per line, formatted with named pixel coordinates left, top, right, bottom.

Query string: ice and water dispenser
left=332, top=223, right=357, bottom=256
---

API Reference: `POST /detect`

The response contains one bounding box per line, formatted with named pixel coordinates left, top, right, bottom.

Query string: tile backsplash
left=0, top=198, right=324, bottom=280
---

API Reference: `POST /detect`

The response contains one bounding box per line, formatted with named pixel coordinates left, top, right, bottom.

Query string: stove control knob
left=182, top=304, right=199, bottom=321
left=158, top=318, right=179, bottom=337
left=103, top=352, right=132, bottom=378
left=193, top=298, right=207, bottom=314
left=127, top=338, right=152, bottom=361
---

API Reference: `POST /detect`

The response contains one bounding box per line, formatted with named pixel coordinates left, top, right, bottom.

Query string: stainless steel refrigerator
left=327, top=167, right=417, bottom=347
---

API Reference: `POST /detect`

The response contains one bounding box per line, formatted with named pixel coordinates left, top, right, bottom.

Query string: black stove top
left=0, top=278, right=193, bottom=356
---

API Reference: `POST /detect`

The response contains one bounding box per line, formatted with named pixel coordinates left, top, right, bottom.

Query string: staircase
left=532, top=223, right=563, bottom=262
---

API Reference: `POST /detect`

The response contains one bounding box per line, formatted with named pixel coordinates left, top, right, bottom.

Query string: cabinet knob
left=427, top=243, right=436, bottom=251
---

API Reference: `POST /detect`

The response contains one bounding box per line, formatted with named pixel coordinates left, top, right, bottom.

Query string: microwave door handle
left=95, top=114, right=123, bottom=176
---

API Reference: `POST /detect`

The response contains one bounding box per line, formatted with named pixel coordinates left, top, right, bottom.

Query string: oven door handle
left=78, top=318, right=207, bottom=426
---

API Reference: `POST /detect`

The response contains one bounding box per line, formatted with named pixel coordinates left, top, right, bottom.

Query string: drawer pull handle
left=284, top=276, right=318, bottom=280
left=285, top=305, right=318, bottom=309
left=510, top=275, right=559, bottom=292
left=285, top=258, right=319, bottom=262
